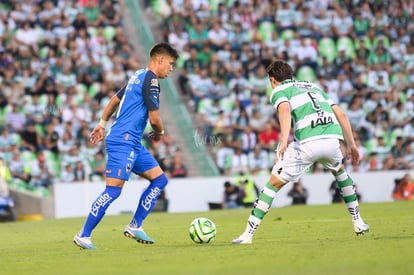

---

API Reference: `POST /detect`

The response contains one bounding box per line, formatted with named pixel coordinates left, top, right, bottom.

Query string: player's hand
left=276, top=142, right=288, bottom=161
left=90, top=125, right=105, bottom=145
left=347, top=144, right=360, bottom=166
left=148, top=130, right=162, bottom=142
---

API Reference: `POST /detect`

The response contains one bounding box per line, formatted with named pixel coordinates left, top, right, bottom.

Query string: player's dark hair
left=266, top=60, right=294, bottom=82
left=150, top=42, right=179, bottom=59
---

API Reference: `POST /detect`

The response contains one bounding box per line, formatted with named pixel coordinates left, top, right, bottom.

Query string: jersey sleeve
left=115, top=83, right=127, bottom=99
left=142, top=72, right=160, bottom=111
left=269, top=89, right=289, bottom=110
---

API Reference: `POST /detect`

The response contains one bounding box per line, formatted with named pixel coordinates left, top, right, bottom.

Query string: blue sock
left=80, top=186, right=122, bottom=237
left=130, top=174, right=168, bottom=228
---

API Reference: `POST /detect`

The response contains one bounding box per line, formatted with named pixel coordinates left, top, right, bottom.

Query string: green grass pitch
left=0, top=201, right=413, bottom=275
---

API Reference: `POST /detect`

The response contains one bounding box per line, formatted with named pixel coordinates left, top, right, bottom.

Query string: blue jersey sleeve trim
left=142, top=71, right=160, bottom=111
left=116, top=83, right=127, bottom=99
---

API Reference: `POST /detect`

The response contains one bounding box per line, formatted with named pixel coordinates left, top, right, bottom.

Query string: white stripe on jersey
left=295, top=112, right=340, bottom=130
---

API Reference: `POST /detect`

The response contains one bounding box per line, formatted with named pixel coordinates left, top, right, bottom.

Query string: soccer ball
left=188, top=217, right=217, bottom=244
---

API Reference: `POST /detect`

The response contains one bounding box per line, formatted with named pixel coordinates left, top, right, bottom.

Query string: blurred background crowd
left=154, top=0, right=414, bottom=176
left=0, top=0, right=187, bottom=197
left=1, top=0, right=414, bottom=199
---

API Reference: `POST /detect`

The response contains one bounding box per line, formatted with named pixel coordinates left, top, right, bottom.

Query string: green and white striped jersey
left=269, top=79, right=343, bottom=143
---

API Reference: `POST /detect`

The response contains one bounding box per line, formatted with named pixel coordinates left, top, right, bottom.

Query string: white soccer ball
left=188, top=217, right=217, bottom=244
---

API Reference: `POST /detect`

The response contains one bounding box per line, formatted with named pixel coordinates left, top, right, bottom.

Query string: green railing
left=125, top=0, right=220, bottom=176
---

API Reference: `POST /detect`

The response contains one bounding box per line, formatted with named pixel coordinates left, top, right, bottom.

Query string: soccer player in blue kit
left=73, top=43, right=179, bottom=249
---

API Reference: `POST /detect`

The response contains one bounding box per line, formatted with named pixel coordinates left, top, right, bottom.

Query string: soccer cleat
left=354, top=222, right=370, bottom=236
left=124, top=225, right=155, bottom=244
left=73, top=233, right=96, bottom=250
left=231, top=233, right=252, bottom=244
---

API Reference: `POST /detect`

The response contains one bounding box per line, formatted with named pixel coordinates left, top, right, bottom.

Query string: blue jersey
left=106, top=69, right=160, bottom=149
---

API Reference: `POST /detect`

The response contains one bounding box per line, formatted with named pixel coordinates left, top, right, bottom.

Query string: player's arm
left=143, top=76, right=164, bottom=140
left=276, top=101, right=291, bottom=160
left=148, top=109, right=164, bottom=134
left=331, top=104, right=360, bottom=165
left=90, top=84, right=125, bottom=144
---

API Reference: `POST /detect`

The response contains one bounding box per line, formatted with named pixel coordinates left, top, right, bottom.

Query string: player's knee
left=152, top=173, right=168, bottom=189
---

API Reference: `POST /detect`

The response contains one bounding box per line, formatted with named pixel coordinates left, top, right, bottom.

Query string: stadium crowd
left=153, top=0, right=414, bottom=176
left=0, top=0, right=187, bottom=197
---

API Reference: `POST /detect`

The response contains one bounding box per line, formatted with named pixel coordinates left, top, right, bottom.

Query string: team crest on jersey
left=150, top=79, right=158, bottom=86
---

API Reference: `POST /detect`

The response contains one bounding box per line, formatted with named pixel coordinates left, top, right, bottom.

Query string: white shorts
left=272, top=138, right=344, bottom=183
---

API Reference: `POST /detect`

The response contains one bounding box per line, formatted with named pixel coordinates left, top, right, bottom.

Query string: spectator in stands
left=213, top=110, right=232, bottom=136
left=8, top=150, right=32, bottom=185
left=287, top=180, right=309, bottom=205
left=25, top=94, right=45, bottom=125
left=73, top=160, right=86, bottom=182
left=60, top=163, right=75, bottom=183
left=89, top=150, right=106, bottom=182
left=5, top=102, right=26, bottom=134
left=187, top=19, right=208, bottom=51
left=0, top=127, right=16, bottom=161
left=390, top=136, right=412, bottom=170
left=99, top=0, right=122, bottom=26
left=189, top=67, right=214, bottom=112
left=258, top=122, right=279, bottom=153
left=403, top=118, right=414, bottom=143
left=168, top=153, right=188, bottom=178
left=222, top=181, right=244, bottom=209
left=230, top=147, right=248, bottom=176
left=239, top=125, right=256, bottom=155
left=392, top=173, right=413, bottom=201
left=232, top=108, right=249, bottom=137
left=0, top=155, right=11, bottom=197
left=20, top=121, right=42, bottom=153
left=248, top=144, right=268, bottom=176
left=30, top=154, right=54, bottom=189
left=389, top=101, right=410, bottom=131
left=207, top=19, right=227, bottom=51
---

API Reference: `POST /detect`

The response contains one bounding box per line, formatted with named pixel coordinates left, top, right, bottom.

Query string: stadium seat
left=75, top=84, right=87, bottom=105
left=354, top=36, right=373, bottom=50
left=280, top=29, right=294, bottom=41
left=88, top=83, right=100, bottom=98
left=373, top=35, right=391, bottom=49
left=219, top=97, right=234, bottom=113
left=209, top=0, right=222, bottom=13
left=103, top=26, right=116, bottom=41
left=35, top=124, right=44, bottom=136
left=318, top=37, right=337, bottom=63
left=87, top=26, right=98, bottom=38
left=295, top=66, right=316, bottom=82
left=336, top=36, right=355, bottom=58
left=21, top=151, right=36, bottom=164
left=258, top=21, right=276, bottom=42
left=39, top=46, right=49, bottom=60
left=39, top=94, right=48, bottom=106
left=197, top=98, right=213, bottom=114
left=151, top=0, right=170, bottom=17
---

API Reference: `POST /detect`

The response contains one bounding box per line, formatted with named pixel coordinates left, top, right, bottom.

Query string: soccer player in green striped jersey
left=232, top=60, right=369, bottom=244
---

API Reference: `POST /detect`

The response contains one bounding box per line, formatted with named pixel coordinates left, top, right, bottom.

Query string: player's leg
left=330, top=166, right=369, bottom=235
left=74, top=145, right=133, bottom=249
left=232, top=142, right=311, bottom=244
left=74, top=178, right=124, bottom=249
left=232, top=172, right=286, bottom=244
left=124, top=148, right=168, bottom=244
left=323, top=140, right=369, bottom=235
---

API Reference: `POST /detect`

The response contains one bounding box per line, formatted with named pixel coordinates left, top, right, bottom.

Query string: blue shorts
left=105, top=143, right=159, bottom=181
